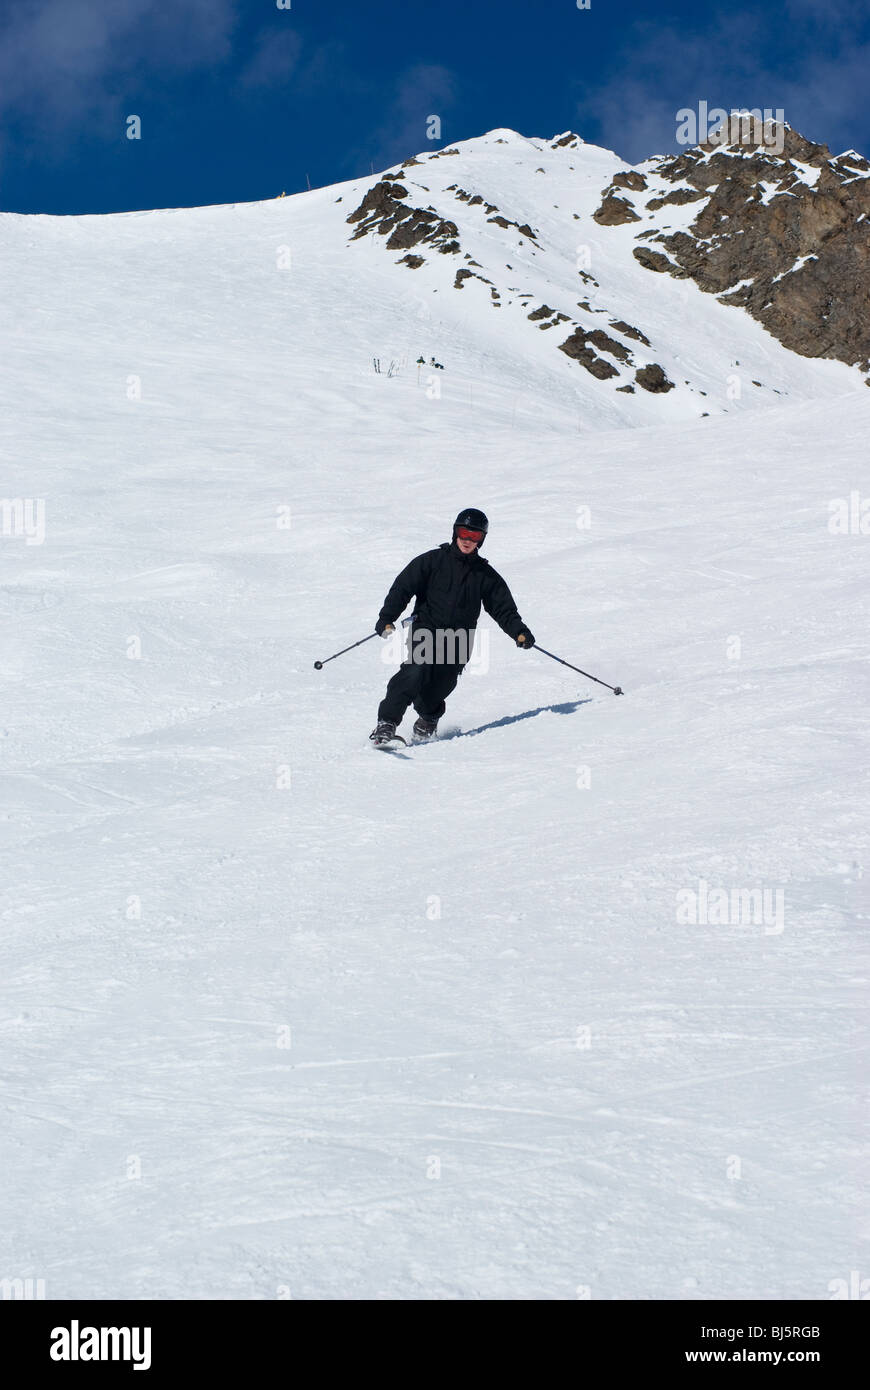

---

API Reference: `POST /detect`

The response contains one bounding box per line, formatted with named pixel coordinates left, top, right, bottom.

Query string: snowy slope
left=1, top=130, right=868, bottom=1300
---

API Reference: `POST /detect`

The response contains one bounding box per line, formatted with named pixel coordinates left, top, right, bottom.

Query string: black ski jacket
left=377, top=541, right=527, bottom=650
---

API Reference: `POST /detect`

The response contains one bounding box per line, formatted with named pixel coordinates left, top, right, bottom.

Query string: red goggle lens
left=457, top=527, right=484, bottom=542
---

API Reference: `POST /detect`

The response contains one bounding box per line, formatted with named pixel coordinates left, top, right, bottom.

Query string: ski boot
left=411, top=715, right=439, bottom=742
left=370, top=720, right=400, bottom=747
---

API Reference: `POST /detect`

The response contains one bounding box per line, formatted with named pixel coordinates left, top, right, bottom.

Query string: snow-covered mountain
left=340, top=124, right=868, bottom=414
left=1, top=127, right=867, bottom=1301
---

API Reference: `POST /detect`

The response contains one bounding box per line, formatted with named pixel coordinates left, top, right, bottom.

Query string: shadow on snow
left=431, top=697, right=592, bottom=743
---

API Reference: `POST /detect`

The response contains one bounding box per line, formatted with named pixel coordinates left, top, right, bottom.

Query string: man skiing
left=370, top=508, right=535, bottom=745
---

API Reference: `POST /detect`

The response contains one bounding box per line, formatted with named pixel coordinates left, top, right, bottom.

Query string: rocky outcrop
left=646, top=187, right=706, bottom=211
left=586, top=329, right=632, bottom=364
left=592, top=171, right=648, bottom=225
left=633, top=246, right=689, bottom=277
left=610, top=320, right=651, bottom=346
left=558, top=328, right=626, bottom=379
left=635, top=363, right=674, bottom=393
left=593, top=194, right=641, bottom=226
left=346, top=179, right=461, bottom=255
left=447, top=187, right=498, bottom=214
left=613, top=124, right=870, bottom=370
left=487, top=214, right=538, bottom=239
left=611, top=171, right=648, bottom=192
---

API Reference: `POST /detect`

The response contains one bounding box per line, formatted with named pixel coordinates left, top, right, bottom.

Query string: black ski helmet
left=453, top=507, right=489, bottom=548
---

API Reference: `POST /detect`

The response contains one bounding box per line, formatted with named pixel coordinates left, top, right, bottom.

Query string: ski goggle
left=456, top=526, right=484, bottom=542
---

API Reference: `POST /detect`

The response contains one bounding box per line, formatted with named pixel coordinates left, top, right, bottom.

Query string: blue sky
left=2, top=0, right=869, bottom=214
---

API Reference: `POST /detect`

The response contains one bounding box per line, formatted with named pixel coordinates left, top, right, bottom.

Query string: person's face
left=456, top=535, right=478, bottom=554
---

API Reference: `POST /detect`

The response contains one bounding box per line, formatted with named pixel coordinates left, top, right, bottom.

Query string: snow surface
left=1, top=129, right=868, bottom=1300
left=789, top=161, right=822, bottom=188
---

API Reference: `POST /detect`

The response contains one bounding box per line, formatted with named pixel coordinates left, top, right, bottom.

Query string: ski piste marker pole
left=314, top=616, right=413, bottom=670
left=533, top=643, right=624, bottom=695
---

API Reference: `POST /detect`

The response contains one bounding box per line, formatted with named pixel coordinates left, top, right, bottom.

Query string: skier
left=369, top=508, right=535, bottom=745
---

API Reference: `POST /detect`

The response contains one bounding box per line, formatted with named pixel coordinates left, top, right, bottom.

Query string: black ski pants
left=377, top=658, right=465, bottom=724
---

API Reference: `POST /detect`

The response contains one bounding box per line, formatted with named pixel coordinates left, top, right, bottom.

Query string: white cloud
left=571, top=14, right=869, bottom=162
left=0, top=0, right=239, bottom=119
left=237, top=29, right=303, bottom=89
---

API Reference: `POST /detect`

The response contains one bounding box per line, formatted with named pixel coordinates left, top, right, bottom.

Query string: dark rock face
left=633, top=247, right=687, bottom=276
left=635, top=363, right=674, bottom=393
left=613, top=124, right=870, bottom=370
left=611, top=171, right=648, bottom=192
left=646, top=187, right=707, bottom=211
left=592, top=171, right=647, bottom=225
left=455, top=268, right=496, bottom=292
left=558, top=328, right=622, bottom=379
left=610, top=320, right=651, bottom=346
left=586, top=329, right=632, bottom=364
left=347, top=177, right=537, bottom=272
left=346, top=179, right=461, bottom=255
left=487, top=213, right=538, bottom=239
left=526, top=304, right=570, bottom=329
left=448, top=186, right=500, bottom=215
left=593, top=194, right=641, bottom=226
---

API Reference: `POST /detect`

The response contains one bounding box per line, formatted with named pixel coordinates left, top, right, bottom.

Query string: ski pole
left=533, top=644, right=623, bottom=695
left=313, top=632, right=377, bottom=669
left=314, top=616, right=413, bottom=670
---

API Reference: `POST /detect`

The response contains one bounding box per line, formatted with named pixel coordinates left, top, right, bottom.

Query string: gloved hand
left=515, top=627, right=535, bottom=649
left=375, top=618, right=395, bottom=638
